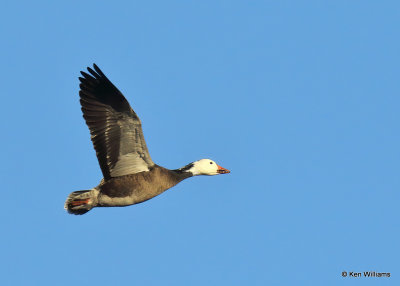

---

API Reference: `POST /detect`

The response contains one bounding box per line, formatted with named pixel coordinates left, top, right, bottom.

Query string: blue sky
left=1, top=1, right=399, bottom=285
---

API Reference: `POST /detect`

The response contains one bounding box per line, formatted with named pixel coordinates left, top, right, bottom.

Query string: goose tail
left=64, top=190, right=96, bottom=215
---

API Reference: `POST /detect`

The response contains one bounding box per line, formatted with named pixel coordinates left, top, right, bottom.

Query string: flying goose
left=64, top=64, right=230, bottom=215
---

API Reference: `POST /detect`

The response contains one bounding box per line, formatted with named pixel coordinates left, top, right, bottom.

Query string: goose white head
left=182, top=159, right=230, bottom=176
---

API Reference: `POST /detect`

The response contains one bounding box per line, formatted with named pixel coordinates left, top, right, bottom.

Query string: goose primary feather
left=64, top=64, right=230, bottom=215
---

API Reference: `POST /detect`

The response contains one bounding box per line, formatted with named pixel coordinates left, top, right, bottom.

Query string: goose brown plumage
left=64, top=64, right=230, bottom=215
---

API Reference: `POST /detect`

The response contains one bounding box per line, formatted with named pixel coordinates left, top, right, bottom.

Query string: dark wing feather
left=79, top=64, right=154, bottom=180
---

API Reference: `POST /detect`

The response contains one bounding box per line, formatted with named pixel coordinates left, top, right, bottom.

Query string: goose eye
left=210, top=162, right=213, bottom=164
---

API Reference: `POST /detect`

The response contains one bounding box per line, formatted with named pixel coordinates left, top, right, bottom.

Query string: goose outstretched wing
left=79, top=64, right=154, bottom=180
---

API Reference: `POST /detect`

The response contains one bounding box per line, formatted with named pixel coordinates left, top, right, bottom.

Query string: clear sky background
left=1, top=1, right=399, bottom=285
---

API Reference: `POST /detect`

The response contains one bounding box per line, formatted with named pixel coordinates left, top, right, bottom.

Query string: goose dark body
left=65, top=64, right=230, bottom=215
left=98, top=165, right=192, bottom=200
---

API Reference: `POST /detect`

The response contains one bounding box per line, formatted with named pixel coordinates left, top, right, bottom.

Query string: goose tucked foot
left=71, top=199, right=90, bottom=206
